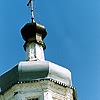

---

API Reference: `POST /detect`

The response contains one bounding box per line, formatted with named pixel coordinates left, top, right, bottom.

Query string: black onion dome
left=21, top=22, right=47, bottom=41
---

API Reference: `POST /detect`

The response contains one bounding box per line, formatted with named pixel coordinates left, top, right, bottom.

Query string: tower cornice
left=0, top=61, right=72, bottom=94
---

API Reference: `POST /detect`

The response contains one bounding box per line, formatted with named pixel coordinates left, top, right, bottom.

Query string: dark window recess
left=27, top=98, right=38, bottom=100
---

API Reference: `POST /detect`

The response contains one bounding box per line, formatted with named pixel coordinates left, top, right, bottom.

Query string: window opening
left=27, top=98, right=38, bottom=100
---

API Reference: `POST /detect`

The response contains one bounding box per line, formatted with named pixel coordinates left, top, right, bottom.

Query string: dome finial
left=27, top=0, right=35, bottom=22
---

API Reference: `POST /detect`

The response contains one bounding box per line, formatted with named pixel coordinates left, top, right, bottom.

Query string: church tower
left=0, top=0, right=77, bottom=100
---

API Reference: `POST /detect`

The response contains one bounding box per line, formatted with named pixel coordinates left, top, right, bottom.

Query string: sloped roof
left=0, top=61, right=72, bottom=94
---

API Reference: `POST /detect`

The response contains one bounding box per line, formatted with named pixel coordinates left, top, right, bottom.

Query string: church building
left=0, top=0, right=77, bottom=100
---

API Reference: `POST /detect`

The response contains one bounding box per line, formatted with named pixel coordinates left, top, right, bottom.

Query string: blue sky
left=0, top=0, right=99, bottom=100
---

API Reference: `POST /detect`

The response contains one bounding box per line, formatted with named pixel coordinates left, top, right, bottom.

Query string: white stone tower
left=0, top=0, right=77, bottom=100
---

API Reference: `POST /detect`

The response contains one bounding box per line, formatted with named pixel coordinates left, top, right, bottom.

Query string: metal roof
left=0, top=61, right=72, bottom=94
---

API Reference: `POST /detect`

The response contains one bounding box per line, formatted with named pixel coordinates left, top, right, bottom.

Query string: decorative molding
left=0, top=79, right=74, bottom=100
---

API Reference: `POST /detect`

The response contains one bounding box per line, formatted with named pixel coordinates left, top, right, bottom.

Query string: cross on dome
left=27, top=0, right=35, bottom=22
